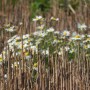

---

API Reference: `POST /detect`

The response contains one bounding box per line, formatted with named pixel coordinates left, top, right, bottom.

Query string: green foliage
left=30, top=0, right=50, bottom=18
left=30, top=0, right=80, bottom=18
left=12, top=0, right=18, bottom=8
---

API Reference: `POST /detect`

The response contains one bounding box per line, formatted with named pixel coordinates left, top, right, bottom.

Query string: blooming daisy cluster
left=0, top=16, right=90, bottom=70
left=4, top=24, right=17, bottom=32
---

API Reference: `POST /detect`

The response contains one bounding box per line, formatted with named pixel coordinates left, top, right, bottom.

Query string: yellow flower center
left=75, top=35, right=80, bottom=38
left=0, top=57, right=2, bottom=62
left=33, top=63, right=38, bottom=67
left=63, top=32, right=67, bottom=36
left=84, top=45, right=87, bottom=49
left=86, top=38, right=90, bottom=41
left=24, top=52, right=29, bottom=56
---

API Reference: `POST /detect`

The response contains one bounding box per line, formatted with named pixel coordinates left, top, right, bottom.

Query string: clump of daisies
left=0, top=16, right=90, bottom=82
left=0, top=16, right=90, bottom=66
left=4, top=23, right=17, bottom=32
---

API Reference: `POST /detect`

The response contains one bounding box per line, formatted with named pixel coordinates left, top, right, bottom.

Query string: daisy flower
left=77, top=23, right=87, bottom=31
left=71, top=35, right=81, bottom=40
left=51, top=17, right=59, bottom=21
left=33, top=16, right=43, bottom=21
left=65, top=46, right=70, bottom=51
left=5, top=26, right=16, bottom=32
left=47, top=27, right=54, bottom=32
left=54, top=31, right=60, bottom=35
left=63, top=30, right=70, bottom=37
left=37, top=24, right=45, bottom=30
